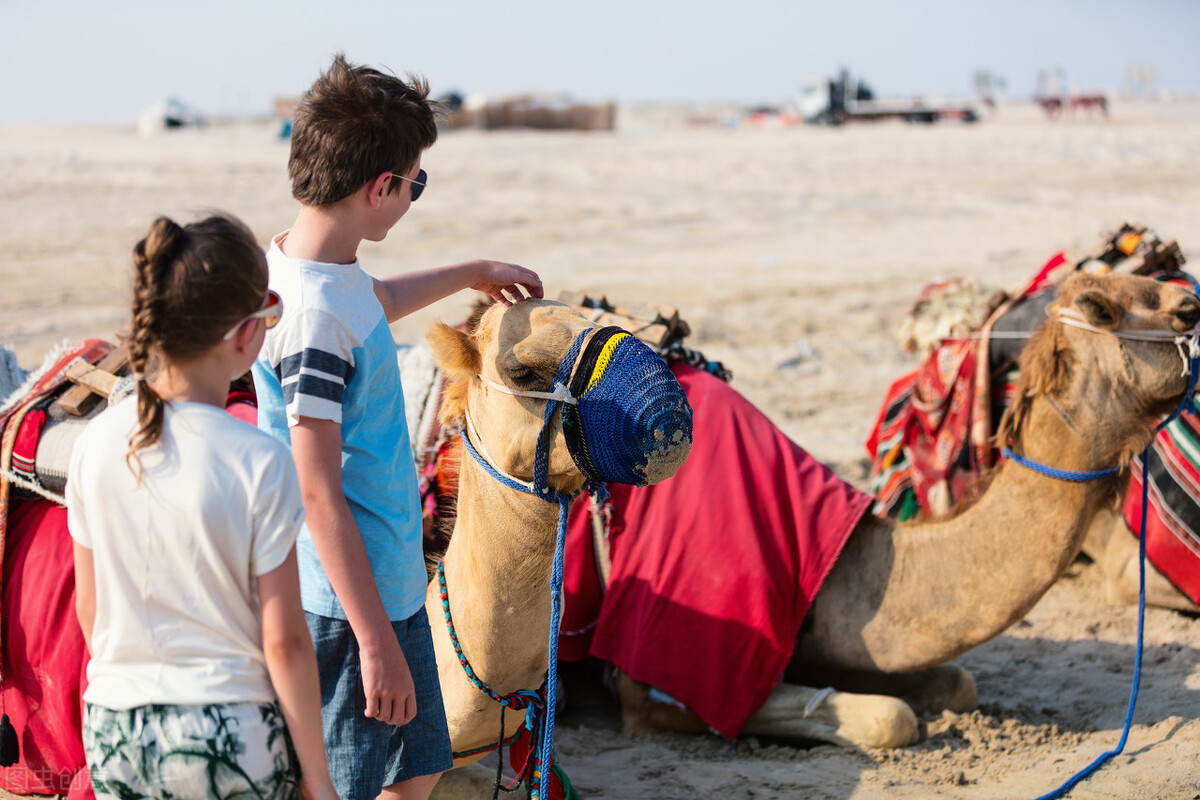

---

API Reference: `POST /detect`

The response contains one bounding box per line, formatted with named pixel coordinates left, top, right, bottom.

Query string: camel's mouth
left=562, top=327, right=693, bottom=486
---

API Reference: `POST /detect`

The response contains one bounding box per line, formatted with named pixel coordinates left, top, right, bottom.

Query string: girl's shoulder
left=76, top=396, right=139, bottom=447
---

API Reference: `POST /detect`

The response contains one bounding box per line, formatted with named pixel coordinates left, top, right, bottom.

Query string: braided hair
left=126, top=214, right=267, bottom=476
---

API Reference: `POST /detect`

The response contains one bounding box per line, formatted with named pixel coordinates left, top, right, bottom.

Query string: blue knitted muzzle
left=560, top=326, right=693, bottom=486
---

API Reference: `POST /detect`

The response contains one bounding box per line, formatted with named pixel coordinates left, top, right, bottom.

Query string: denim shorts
left=306, top=607, right=452, bottom=800
left=84, top=702, right=298, bottom=799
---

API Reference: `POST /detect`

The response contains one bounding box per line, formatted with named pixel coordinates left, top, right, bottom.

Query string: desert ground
left=2, top=99, right=1199, bottom=799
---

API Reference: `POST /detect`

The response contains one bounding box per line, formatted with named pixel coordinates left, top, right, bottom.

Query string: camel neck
left=801, top=392, right=1129, bottom=673
left=438, top=450, right=567, bottom=695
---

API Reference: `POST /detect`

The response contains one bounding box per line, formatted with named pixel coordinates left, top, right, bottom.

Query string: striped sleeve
left=274, top=308, right=358, bottom=425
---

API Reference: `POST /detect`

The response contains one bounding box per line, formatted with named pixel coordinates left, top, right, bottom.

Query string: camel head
left=426, top=298, right=693, bottom=495
left=998, top=271, right=1200, bottom=463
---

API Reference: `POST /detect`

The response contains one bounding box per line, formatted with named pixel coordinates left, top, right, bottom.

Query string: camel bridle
left=1003, top=304, right=1200, bottom=482
left=444, top=322, right=692, bottom=798
left=441, top=325, right=602, bottom=800
left=1008, top=288, right=1200, bottom=798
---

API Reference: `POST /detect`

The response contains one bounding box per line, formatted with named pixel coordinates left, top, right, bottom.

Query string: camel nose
left=1176, top=295, right=1200, bottom=330
left=564, top=334, right=693, bottom=487
left=636, top=392, right=693, bottom=483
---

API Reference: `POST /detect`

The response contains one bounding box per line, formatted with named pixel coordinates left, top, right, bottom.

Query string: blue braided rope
left=532, top=330, right=588, bottom=496
left=1031, top=451, right=1151, bottom=800
left=460, top=418, right=599, bottom=800
left=1033, top=281, right=1200, bottom=800
left=1000, top=448, right=1120, bottom=481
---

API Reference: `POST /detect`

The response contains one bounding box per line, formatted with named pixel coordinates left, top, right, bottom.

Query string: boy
left=253, top=54, right=543, bottom=800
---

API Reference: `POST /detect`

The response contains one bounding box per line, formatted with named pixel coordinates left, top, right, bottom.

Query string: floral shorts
left=84, top=702, right=299, bottom=800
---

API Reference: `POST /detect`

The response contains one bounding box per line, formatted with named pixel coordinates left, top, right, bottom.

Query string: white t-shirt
left=66, top=398, right=304, bottom=710
left=253, top=233, right=426, bottom=622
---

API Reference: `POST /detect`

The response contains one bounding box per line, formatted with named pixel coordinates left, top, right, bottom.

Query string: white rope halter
left=956, top=308, right=1200, bottom=377
left=1055, top=307, right=1200, bottom=376
left=463, top=373, right=581, bottom=491
left=475, top=374, right=578, bottom=405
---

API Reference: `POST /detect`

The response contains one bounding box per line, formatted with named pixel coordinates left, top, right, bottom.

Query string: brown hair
left=289, top=53, right=439, bottom=207
left=126, top=214, right=267, bottom=474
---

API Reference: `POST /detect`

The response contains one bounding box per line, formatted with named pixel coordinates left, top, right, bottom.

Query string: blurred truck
left=799, top=68, right=984, bottom=125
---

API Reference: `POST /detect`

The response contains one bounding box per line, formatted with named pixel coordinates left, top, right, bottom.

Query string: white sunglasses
left=223, top=290, right=283, bottom=340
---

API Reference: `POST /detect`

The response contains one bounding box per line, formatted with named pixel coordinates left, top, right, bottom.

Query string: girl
left=67, top=215, right=337, bottom=800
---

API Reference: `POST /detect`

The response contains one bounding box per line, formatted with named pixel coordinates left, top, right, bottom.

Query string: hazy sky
left=3, top=0, right=1197, bottom=124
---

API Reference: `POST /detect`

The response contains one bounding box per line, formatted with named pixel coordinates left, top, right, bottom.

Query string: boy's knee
left=378, top=770, right=442, bottom=800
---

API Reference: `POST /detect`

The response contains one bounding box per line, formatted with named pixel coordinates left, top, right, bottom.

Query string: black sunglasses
left=391, top=168, right=428, bottom=202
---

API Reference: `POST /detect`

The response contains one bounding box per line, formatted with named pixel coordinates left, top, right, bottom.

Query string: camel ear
left=426, top=322, right=479, bottom=428
left=1073, top=289, right=1122, bottom=330
left=426, top=322, right=481, bottom=378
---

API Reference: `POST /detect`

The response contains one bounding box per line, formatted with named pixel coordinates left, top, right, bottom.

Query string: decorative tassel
left=0, top=713, right=18, bottom=767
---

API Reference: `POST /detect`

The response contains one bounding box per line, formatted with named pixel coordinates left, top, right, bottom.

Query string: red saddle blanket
left=0, top=500, right=90, bottom=798
left=559, top=363, right=871, bottom=738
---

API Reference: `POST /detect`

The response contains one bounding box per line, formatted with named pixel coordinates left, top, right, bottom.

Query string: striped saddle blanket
left=1125, top=416, right=1200, bottom=603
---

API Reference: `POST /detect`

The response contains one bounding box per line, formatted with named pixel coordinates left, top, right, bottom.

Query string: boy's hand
left=470, top=260, right=544, bottom=306
left=300, top=775, right=341, bottom=800
left=361, top=632, right=417, bottom=726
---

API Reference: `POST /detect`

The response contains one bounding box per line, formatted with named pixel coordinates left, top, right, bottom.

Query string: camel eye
left=508, top=366, right=542, bottom=388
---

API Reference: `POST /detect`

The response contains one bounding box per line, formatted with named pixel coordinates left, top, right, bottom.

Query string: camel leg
left=1085, top=508, right=1196, bottom=612
left=741, top=682, right=919, bottom=749
left=612, top=670, right=710, bottom=735
left=613, top=670, right=918, bottom=749
left=1081, top=507, right=1119, bottom=563
left=429, top=762, right=502, bottom=800
left=1102, top=522, right=1197, bottom=613
left=784, top=663, right=978, bottom=716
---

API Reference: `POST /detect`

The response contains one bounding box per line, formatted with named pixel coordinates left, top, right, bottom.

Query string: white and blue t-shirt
left=253, top=233, right=426, bottom=623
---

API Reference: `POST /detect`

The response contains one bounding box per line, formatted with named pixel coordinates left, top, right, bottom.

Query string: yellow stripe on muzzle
left=584, top=332, right=631, bottom=395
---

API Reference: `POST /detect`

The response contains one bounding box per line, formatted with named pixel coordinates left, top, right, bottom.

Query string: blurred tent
left=439, top=92, right=616, bottom=131
left=271, top=91, right=617, bottom=137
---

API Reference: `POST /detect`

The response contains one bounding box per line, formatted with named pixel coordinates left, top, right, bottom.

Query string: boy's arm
left=290, top=416, right=417, bottom=727
left=73, top=543, right=96, bottom=655
left=373, top=259, right=543, bottom=323
left=258, top=547, right=339, bottom=800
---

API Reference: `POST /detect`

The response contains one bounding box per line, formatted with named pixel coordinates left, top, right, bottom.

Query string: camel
left=1008, top=283, right=1197, bottom=614
left=418, top=298, right=692, bottom=790
left=0, top=303, right=693, bottom=800
left=418, top=271, right=1198, bottom=780
left=601, top=271, right=1200, bottom=749
left=898, top=267, right=1198, bottom=613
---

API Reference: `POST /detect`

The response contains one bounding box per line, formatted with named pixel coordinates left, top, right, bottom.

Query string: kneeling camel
left=422, top=272, right=1199, bottom=786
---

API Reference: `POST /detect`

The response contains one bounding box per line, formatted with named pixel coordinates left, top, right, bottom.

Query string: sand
left=2, top=99, right=1199, bottom=799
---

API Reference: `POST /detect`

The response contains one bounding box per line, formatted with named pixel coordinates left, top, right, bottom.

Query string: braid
left=122, top=213, right=266, bottom=481
left=125, top=217, right=187, bottom=477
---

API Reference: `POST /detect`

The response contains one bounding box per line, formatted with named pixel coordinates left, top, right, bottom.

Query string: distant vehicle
left=136, top=98, right=206, bottom=137
left=799, top=68, right=983, bottom=126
